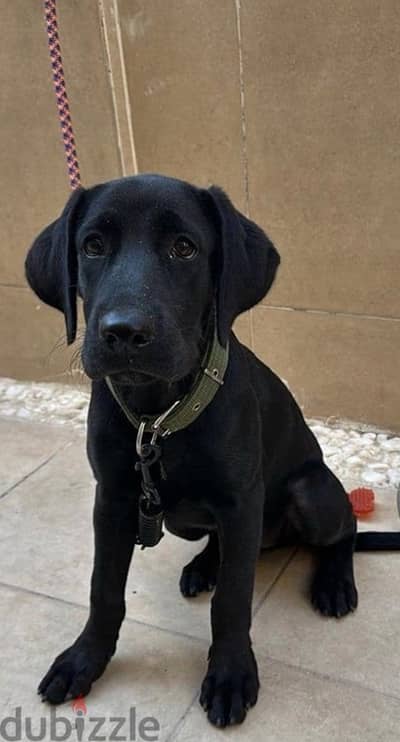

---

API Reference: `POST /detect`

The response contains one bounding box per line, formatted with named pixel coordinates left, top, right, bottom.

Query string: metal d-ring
left=136, top=399, right=180, bottom=455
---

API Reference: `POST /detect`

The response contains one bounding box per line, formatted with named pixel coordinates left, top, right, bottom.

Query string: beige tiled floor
left=0, top=418, right=399, bottom=740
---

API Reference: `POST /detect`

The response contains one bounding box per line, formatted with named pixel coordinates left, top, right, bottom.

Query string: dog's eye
left=83, top=237, right=106, bottom=258
left=169, top=237, right=198, bottom=260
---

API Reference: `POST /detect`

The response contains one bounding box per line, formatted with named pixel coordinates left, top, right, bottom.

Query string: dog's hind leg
left=180, top=533, right=219, bottom=598
left=286, top=462, right=358, bottom=618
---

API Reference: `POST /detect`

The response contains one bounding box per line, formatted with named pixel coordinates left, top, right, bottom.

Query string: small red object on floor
left=348, top=487, right=375, bottom=517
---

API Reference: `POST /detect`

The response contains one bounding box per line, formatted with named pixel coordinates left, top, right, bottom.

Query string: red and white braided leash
left=44, top=0, right=81, bottom=190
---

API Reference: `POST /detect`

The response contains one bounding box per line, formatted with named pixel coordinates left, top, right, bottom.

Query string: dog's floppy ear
left=207, top=186, right=280, bottom=346
left=25, top=187, right=84, bottom=345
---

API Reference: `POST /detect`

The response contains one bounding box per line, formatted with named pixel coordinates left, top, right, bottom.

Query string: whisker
left=44, top=332, right=68, bottom=361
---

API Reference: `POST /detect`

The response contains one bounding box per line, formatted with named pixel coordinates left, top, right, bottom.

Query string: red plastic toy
left=348, top=488, right=375, bottom=517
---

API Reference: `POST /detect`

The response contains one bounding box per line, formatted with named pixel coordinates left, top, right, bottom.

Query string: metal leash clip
left=135, top=437, right=164, bottom=549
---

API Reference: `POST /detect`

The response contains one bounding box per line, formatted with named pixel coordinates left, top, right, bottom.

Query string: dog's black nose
left=99, top=311, right=154, bottom=349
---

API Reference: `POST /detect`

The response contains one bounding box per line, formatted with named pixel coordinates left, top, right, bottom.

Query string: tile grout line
left=0, top=579, right=90, bottom=609
left=0, top=283, right=30, bottom=290
left=0, top=579, right=209, bottom=646
left=0, top=441, right=72, bottom=501
left=2, top=280, right=400, bottom=323
left=2, top=582, right=400, bottom=707
left=233, top=0, right=255, bottom=352
left=233, top=0, right=249, bottom=217
left=124, top=614, right=208, bottom=646
left=164, top=689, right=200, bottom=742
left=253, top=547, right=299, bottom=617
left=263, top=652, right=400, bottom=706
left=0, top=551, right=299, bottom=648
left=260, top=303, right=400, bottom=323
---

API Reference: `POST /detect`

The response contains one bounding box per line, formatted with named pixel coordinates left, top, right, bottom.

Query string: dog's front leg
left=38, top=484, right=138, bottom=704
left=200, top=488, right=264, bottom=727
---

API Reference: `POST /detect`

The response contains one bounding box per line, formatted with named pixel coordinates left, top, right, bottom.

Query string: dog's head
left=26, top=175, right=280, bottom=384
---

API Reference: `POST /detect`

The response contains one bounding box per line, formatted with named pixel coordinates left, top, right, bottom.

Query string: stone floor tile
left=252, top=547, right=400, bottom=698
left=0, top=583, right=205, bottom=742
left=0, top=418, right=72, bottom=496
left=174, top=657, right=400, bottom=741
left=0, top=440, right=294, bottom=640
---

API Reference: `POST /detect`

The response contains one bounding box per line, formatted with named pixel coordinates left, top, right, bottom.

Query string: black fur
left=25, top=174, right=399, bottom=727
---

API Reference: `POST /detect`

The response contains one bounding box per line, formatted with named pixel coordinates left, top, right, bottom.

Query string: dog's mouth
left=81, top=326, right=205, bottom=387
left=82, top=349, right=196, bottom=387
left=108, top=368, right=165, bottom=387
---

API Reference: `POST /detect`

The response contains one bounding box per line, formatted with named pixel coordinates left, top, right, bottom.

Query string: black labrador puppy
left=25, top=174, right=387, bottom=727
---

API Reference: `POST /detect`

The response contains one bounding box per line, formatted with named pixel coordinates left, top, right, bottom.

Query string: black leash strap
left=133, top=401, right=181, bottom=548
left=135, top=438, right=166, bottom=548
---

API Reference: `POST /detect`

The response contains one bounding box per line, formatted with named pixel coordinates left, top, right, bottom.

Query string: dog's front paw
left=38, top=637, right=114, bottom=704
left=200, top=642, right=259, bottom=727
left=179, top=551, right=217, bottom=598
left=311, top=568, right=358, bottom=618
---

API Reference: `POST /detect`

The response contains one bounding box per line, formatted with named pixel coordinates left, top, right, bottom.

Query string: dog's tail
left=356, top=531, right=400, bottom=551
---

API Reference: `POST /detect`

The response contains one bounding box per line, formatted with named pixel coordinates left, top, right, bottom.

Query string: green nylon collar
left=105, top=323, right=229, bottom=437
